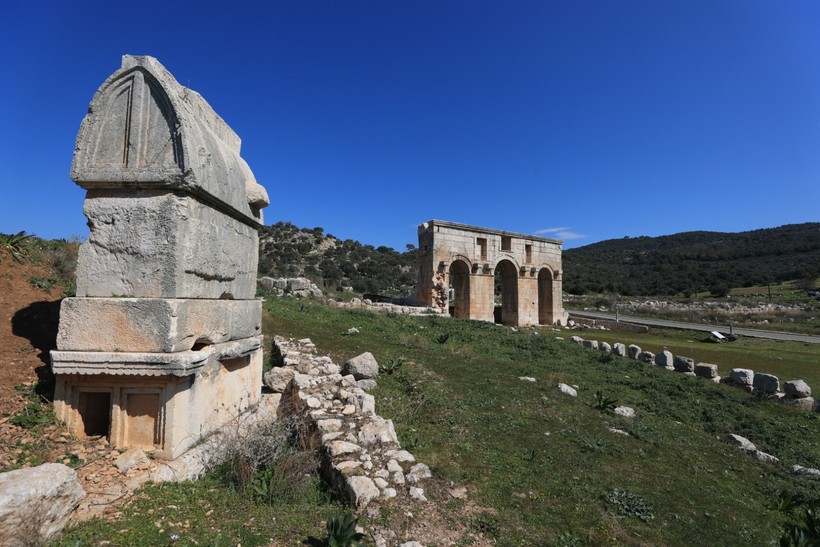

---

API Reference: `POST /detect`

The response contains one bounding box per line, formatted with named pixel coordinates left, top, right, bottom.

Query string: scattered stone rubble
left=329, top=297, right=441, bottom=317
left=567, top=335, right=818, bottom=412
left=264, top=336, right=433, bottom=511
left=258, top=276, right=324, bottom=298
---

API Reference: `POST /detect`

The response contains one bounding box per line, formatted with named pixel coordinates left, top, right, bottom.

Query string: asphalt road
left=569, top=310, right=820, bottom=345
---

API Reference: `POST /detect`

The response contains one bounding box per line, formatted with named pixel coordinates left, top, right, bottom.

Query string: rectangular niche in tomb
left=122, top=391, right=162, bottom=449
left=77, top=390, right=111, bottom=438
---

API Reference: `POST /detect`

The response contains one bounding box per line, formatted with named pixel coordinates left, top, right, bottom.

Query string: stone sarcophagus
left=51, top=55, right=270, bottom=459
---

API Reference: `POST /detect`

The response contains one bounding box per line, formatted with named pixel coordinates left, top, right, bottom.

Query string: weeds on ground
left=776, top=492, right=820, bottom=546
left=10, top=384, right=55, bottom=429
left=0, top=231, right=34, bottom=263
left=325, top=511, right=365, bottom=547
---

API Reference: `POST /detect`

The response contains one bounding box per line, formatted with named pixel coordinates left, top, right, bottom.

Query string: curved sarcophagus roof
left=71, top=55, right=268, bottom=226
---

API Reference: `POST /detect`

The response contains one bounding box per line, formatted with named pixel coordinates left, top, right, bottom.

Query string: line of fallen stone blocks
left=565, top=335, right=817, bottom=412
left=264, top=336, right=432, bottom=512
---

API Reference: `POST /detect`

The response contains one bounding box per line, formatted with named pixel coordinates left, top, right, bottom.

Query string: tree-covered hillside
left=258, top=222, right=820, bottom=298
left=258, top=222, right=417, bottom=295
left=562, top=223, right=820, bottom=296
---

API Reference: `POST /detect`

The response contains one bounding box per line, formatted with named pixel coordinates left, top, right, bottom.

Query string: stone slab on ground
left=0, top=463, right=85, bottom=545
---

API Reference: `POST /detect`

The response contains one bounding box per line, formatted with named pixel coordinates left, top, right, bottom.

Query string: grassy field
left=58, top=296, right=820, bottom=545
left=263, top=297, right=819, bottom=545
left=567, top=327, right=820, bottom=389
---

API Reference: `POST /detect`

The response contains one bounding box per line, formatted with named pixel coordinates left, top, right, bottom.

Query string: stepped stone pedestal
left=51, top=55, right=269, bottom=459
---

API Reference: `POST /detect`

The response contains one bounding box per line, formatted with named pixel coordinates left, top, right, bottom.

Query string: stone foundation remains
left=415, top=220, right=568, bottom=326
left=51, top=55, right=270, bottom=459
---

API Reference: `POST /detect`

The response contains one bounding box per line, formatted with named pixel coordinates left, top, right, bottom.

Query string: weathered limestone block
left=673, top=355, right=695, bottom=373
left=329, top=441, right=361, bottom=457
left=76, top=191, right=260, bottom=299
left=779, top=396, right=816, bottom=411
left=263, top=367, right=295, bottom=393
left=614, top=406, right=636, bottom=419
left=406, top=463, right=433, bottom=484
left=655, top=350, right=674, bottom=369
left=71, top=55, right=268, bottom=226
left=627, top=345, right=641, bottom=360
left=612, top=343, right=627, bottom=357
left=695, top=363, right=719, bottom=379
left=0, top=464, right=85, bottom=545
left=357, top=379, right=378, bottom=391
left=557, top=383, right=577, bottom=397
left=582, top=340, right=599, bottom=350
left=729, top=368, right=754, bottom=385
left=600, top=342, right=612, bottom=353
left=784, top=379, right=811, bottom=398
left=753, top=373, right=780, bottom=395
left=346, top=476, right=380, bottom=510
left=638, top=351, right=655, bottom=364
left=570, top=336, right=584, bottom=345
left=343, top=352, right=380, bottom=380
left=358, top=418, right=399, bottom=448
left=57, top=298, right=261, bottom=352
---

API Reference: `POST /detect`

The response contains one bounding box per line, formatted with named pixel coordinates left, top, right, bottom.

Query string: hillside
left=562, top=223, right=820, bottom=296
left=258, top=221, right=417, bottom=295
left=258, top=221, right=820, bottom=298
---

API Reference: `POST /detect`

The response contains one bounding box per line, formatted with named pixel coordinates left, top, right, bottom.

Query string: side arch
left=448, top=259, right=471, bottom=318
left=537, top=265, right=555, bottom=325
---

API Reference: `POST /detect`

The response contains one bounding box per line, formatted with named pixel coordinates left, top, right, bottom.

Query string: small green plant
left=437, top=333, right=450, bottom=344
left=591, top=390, right=618, bottom=413
left=604, top=489, right=654, bottom=522
left=251, top=467, right=274, bottom=503
left=0, top=231, right=34, bottom=263
left=380, top=357, right=405, bottom=375
left=776, top=492, right=820, bottom=546
left=325, top=511, right=365, bottom=547
left=29, top=275, right=58, bottom=291
left=10, top=385, right=55, bottom=429
left=556, top=531, right=583, bottom=547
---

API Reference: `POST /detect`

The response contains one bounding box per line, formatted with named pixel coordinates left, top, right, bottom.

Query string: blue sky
left=1, top=1, right=818, bottom=250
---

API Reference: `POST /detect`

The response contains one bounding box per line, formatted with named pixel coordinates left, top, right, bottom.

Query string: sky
left=1, top=1, right=819, bottom=251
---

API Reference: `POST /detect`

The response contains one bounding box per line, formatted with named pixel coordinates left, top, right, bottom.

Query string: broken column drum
left=415, top=220, right=568, bottom=326
left=51, top=55, right=270, bottom=459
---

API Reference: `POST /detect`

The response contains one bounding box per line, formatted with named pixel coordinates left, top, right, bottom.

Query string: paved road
left=569, top=310, right=820, bottom=345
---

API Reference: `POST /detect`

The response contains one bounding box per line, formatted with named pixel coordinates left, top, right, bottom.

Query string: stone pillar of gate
left=552, top=271, right=569, bottom=325
left=518, top=269, right=539, bottom=326
left=470, top=272, right=495, bottom=322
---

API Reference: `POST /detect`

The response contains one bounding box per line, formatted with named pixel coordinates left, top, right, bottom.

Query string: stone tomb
left=415, top=220, right=568, bottom=326
left=51, top=55, right=270, bottom=459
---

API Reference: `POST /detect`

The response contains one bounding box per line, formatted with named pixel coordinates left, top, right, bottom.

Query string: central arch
left=449, top=259, right=471, bottom=318
left=494, top=259, right=519, bottom=325
left=538, top=267, right=555, bottom=325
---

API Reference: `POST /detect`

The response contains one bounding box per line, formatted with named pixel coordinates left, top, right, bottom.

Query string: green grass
left=54, top=474, right=343, bottom=546
left=57, top=297, right=820, bottom=545
left=575, top=327, right=820, bottom=388
left=264, top=297, right=820, bottom=545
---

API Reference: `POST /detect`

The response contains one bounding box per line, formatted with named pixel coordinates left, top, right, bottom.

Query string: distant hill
left=258, top=221, right=820, bottom=298
left=562, top=223, right=820, bottom=296
left=258, top=222, right=417, bottom=295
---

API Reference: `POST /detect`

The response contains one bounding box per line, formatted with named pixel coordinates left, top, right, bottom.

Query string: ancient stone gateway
left=50, top=56, right=270, bottom=459
left=415, top=220, right=568, bottom=326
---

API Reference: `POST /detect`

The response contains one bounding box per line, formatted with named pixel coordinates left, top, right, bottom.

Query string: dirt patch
left=0, top=248, right=62, bottom=417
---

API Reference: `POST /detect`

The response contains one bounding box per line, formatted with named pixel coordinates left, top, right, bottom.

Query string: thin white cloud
left=534, top=227, right=586, bottom=240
